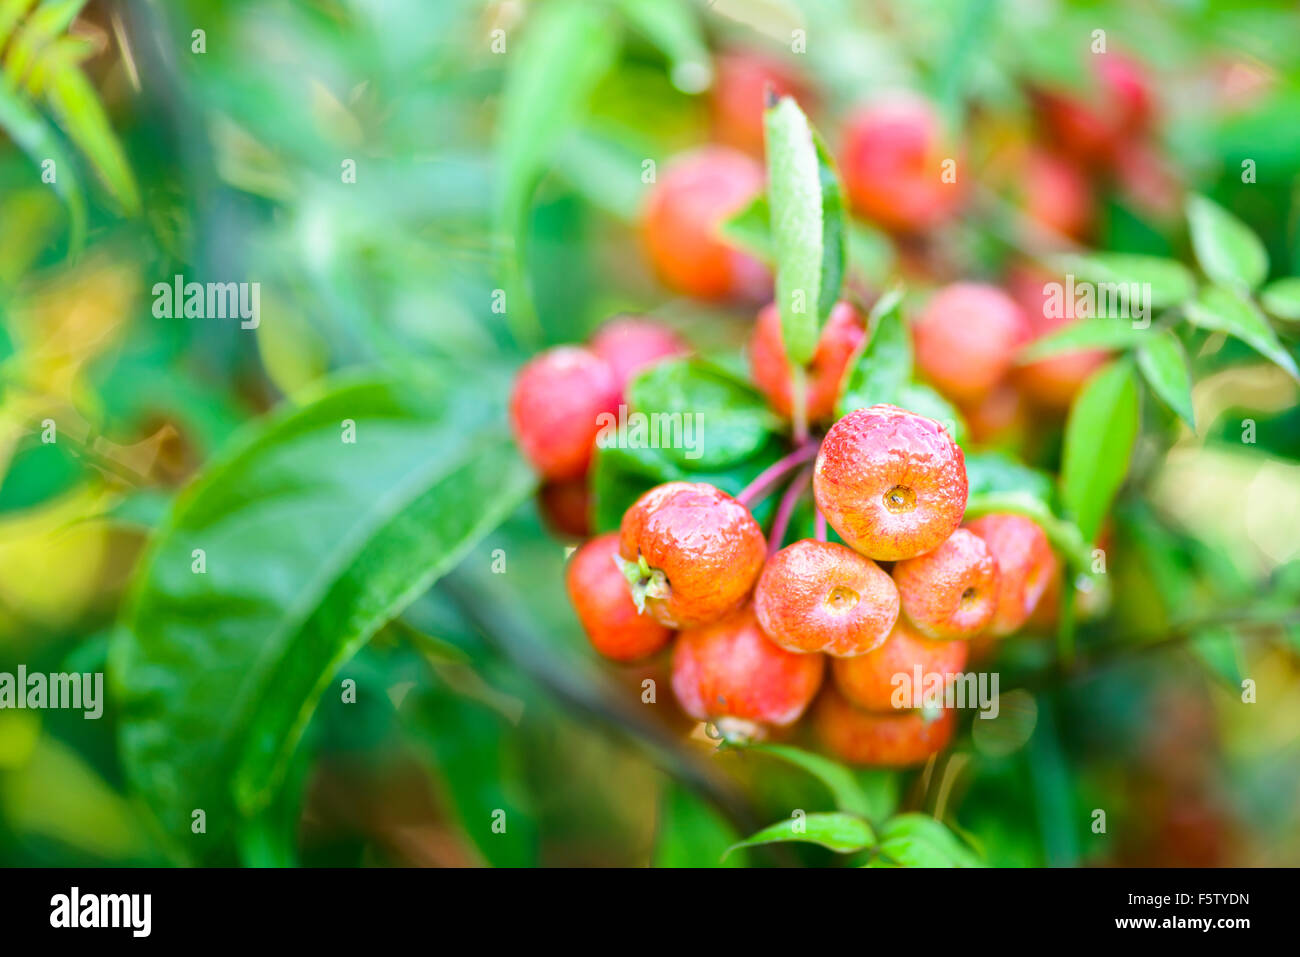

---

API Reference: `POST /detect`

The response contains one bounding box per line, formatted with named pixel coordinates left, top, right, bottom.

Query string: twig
left=735, top=439, right=818, bottom=508
left=814, top=507, right=827, bottom=543
left=767, top=465, right=812, bottom=556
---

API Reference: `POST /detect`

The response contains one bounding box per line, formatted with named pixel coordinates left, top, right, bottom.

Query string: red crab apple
left=813, top=404, right=968, bottom=561
left=672, top=605, right=824, bottom=735
left=1034, top=52, right=1154, bottom=169
left=618, top=481, right=766, bottom=628
left=913, top=282, right=1030, bottom=404
left=814, top=686, right=956, bottom=767
left=966, top=513, right=1058, bottom=637
left=642, top=147, right=769, bottom=302
left=566, top=534, right=673, bottom=662
left=588, top=316, right=689, bottom=393
left=839, top=94, right=962, bottom=233
left=754, top=539, right=899, bottom=657
left=1020, top=148, right=1094, bottom=242
left=538, top=479, right=592, bottom=540
left=749, top=299, right=866, bottom=423
left=509, top=346, right=620, bottom=481
left=893, top=528, right=1000, bottom=640
left=832, top=617, right=970, bottom=713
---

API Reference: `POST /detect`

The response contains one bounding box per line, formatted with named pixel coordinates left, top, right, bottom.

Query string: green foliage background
left=1, top=0, right=1299, bottom=867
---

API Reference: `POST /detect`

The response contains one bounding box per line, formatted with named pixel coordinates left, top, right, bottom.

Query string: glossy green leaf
left=1017, top=320, right=1150, bottom=363
left=764, top=94, right=825, bottom=365
left=624, top=358, right=779, bottom=469
left=868, top=813, right=983, bottom=867
left=1260, top=277, right=1300, bottom=321
left=1051, top=253, right=1196, bottom=311
left=1136, top=329, right=1195, bottom=428
left=1186, top=194, right=1268, bottom=290
left=1185, top=284, right=1299, bottom=380
left=653, top=782, right=744, bottom=867
left=964, top=451, right=1055, bottom=504
left=728, top=811, right=874, bottom=857
left=836, top=288, right=910, bottom=418
left=1060, top=359, right=1140, bottom=542
left=750, top=743, right=875, bottom=818
left=813, top=129, right=847, bottom=320
left=112, top=372, right=535, bottom=861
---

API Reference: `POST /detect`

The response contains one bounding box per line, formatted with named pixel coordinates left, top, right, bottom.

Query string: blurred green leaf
left=895, top=382, right=968, bottom=445
left=652, top=781, right=744, bottom=867
left=0, top=83, right=85, bottom=248
left=44, top=63, right=140, bottom=214
left=1051, top=253, right=1196, bottom=311
left=729, top=811, right=874, bottom=856
left=867, top=813, right=982, bottom=867
left=624, top=358, right=779, bottom=469
left=616, top=0, right=710, bottom=94
left=1186, top=194, right=1268, bottom=291
left=764, top=94, right=825, bottom=365
left=1260, top=277, right=1300, bottom=321
left=112, top=370, right=535, bottom=861
left=964, top=451, right=1055, bottom=504
left=1136, top=329, right=1195, bottom=429
left=1190, top=627, right=1242, bottom=688
left=837, top=287, right=910, bottom=418
left=1060, top=360, right=1140, bottom=542
left=1185, top=284, right=1299, bottom=380
left=721, top=192, right=773, bottom=262
left=750, top=743, right=875, bottom=818
left=1017, top=321, right=1148, bottom=362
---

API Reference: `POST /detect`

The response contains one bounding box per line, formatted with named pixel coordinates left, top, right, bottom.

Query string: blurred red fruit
left=510, top=346, right=621, bottom=481
left=913, top=282, right=1030, bottom=404
left=840, top=94, right=961, bottom=232
left=814, top=686, right=956, bottom=767
left=1006, top=264, right=1109, bottom=411
left=1034, top=52, right=1154, bottom=169
left=642, top=147, right=770, bottom=301
left=749, top=299, right=866, bottom=422
left=710, top=50, right=808, bottom=156
left=589, top=316, right=689, bottom=392
left=1020, top=149, right=1094, bottom=242
left=538, top=479, right=592, bottom=539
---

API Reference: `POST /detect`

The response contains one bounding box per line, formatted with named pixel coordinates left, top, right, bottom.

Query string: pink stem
left=814, top=508, right=827, bottom=543
left=736, top=440, right=818, bottom=508
left=768, top=466, right=812, bottom=557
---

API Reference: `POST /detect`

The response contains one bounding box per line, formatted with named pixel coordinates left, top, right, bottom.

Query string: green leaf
left=728, top=811, right=874, bottom=857
left=0, top=82, right=85, bottom=248
left=1136, top=329, right=1195, bottom=428
left=1050, top=253, right=1196, bottom=311
left=836, top=288, right=910, bottom=418
left=1017, top=320, right=1150, bottom=363
left=1260, top=277, right=1300, bottom=321
left=1060, top=359, right=1140, bottom=542
left=964, top=451, right=1055, bottom=504
left=895, top=382, right=968, bottom=446
left=44, top=64, right=140, bottom=215
left=749, top=743, right=876, bottom=818
left=764, top=94, right=825, bottom=365
left=868, top=813, right=983, bottom=868
left=405, top=680, right=539, bottom=867
left=1190, top=627, right=1242, bottom=689
left=1185, top=284, right=1299, bottom=380
left=720, top=192, right=772, bottom=263
left=813, top=129, right=847, bottom=321
left=653, top=782, right=744, bottom=867
left=111, top=371, right=536, bottom=861
left=616, top=0, right=710, bottom=94
left=624, top=358, right=779, bottom=469
left=1186, top=193, right=1268, bottom=290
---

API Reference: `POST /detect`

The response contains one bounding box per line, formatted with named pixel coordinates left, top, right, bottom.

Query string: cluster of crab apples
left=502, top=50, right=1167, bottom=764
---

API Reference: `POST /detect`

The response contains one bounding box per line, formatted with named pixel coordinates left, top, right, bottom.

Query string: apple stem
left=736, top=439, right=818, bottom=508
left=814, top=508, right=827, bottom=543
left=768, top=465, right=813, bottom=557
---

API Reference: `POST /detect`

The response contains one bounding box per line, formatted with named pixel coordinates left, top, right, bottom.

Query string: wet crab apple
left=813, top=404, right=968, bottom=561
left=672, top=605, right=824, bottom=731
left=509, top=346, right=621, bottom=481
left=754, top=539, right=899, bottom=657
left=566, top=534, right=673, bottom=662
left=966, top=513, right=1058, bottom=637
left=618, top=481, right=766, bottom=628
left=749, top=299, right=866, bottom=423
left=892, top=528, right=1000, bottom=640
left=814, top=686, right=956, bottom=767
left=839, top=94, right=961, bottom=233
left=832, top=617, right=970, bottom=712
left=588, top=316, right=689, bottom=393
left=912, top=283, right=1030, bottom=404
left=642, top=147, right=769, bottom=302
